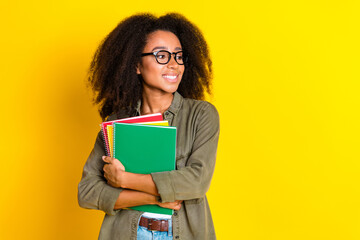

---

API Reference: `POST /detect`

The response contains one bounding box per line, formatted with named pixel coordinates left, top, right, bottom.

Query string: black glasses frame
left=141, top=50, right=187, bottom=65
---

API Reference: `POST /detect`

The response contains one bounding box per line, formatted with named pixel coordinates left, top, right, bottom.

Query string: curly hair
left=88, top=13, right=213, bottom=120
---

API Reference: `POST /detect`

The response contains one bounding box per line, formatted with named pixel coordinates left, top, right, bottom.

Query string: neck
left=140, top=91, right=174, bottom=115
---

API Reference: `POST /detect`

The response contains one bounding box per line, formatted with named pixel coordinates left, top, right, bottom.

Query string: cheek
left=141, top=61, right=162, bottom=76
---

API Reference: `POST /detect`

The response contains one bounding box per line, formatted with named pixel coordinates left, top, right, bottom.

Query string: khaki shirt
left=78, top=92, right=220, bottom=239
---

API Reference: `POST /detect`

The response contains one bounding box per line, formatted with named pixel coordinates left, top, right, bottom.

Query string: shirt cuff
left=99, top=184, right=123, bottom=215
left=151, top=171, right=175, bottom=202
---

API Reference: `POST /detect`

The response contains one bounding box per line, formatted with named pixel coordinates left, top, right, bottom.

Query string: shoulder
left=182, top=98, right=219, bottom=120
left=180, top=98, right=219, bottom=132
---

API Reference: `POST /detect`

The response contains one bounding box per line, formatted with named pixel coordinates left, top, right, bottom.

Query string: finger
left=118, top=160, right=125, bottom=170
left=107, top=180, right=116, bottom=187
left=106, top=179, right=112, bottom=186
left=102, top=156, right=113, bottom=163
left=104, top=174, right=113, bottom=184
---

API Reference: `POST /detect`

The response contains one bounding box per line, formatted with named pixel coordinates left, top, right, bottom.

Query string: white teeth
left=163, top=75, right=177, bottom=80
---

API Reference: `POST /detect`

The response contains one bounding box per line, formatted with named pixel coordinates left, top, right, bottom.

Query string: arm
left=102, top=156, right=159, bottom=196
left=101, top=157, right=181, bottom=209
left=114, top=190, right=182, bottom=210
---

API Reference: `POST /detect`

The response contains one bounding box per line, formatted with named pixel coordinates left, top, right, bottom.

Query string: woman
left=78, top=13, right=219, bottom=240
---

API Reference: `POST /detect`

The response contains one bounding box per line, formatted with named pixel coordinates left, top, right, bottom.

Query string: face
left=137, top=30, right=185, bottom=96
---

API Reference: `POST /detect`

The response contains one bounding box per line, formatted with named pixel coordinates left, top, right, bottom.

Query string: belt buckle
left=160, top=220, right=166, bottom=231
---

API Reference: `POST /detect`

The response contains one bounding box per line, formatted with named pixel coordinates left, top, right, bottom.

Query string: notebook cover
left=113, top=123, right=176, bottom=215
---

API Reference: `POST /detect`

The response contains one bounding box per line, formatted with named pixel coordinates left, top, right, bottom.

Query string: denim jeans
left=137, top=219, right=172, bottom=240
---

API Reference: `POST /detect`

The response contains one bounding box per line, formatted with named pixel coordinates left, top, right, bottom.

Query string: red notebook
left=101, top=113, right=163, bottom=156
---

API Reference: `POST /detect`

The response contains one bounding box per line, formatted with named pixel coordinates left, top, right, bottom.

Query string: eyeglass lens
left=156, top=51, right=184, bottom=65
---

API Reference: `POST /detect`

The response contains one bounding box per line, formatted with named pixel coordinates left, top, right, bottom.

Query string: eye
left=156, top=51, right=169, bottom=60
left=176, top=52, right=183, bottom=60
left=157, top=53, right=166, bottom=59
left=176, top=55, right=183, bottom=60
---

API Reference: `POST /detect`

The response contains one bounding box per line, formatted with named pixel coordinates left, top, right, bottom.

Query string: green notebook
left=113, top=122, right=177, bottom=215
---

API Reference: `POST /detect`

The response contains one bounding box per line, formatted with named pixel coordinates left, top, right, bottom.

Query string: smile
left=162, top=74, right=178, bottom=82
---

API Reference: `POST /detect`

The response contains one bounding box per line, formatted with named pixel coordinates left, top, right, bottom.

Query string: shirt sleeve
left=151, top=103, right=220, bottom=203
left=78, top=131, right=123, bottom=215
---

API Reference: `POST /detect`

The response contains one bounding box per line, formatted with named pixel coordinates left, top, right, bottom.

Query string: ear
left=136, top=63, right=141, bottom=75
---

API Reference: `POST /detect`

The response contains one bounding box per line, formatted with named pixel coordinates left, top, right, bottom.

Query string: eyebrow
left=151, top=46, right=183, bottom=51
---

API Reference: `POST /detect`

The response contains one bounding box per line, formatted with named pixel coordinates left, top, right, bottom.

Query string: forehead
left=144, top=30, right=182, bottom=51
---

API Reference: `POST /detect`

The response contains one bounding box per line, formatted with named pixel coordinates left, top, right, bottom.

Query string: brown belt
left=139, top=216, right=169, bottom=232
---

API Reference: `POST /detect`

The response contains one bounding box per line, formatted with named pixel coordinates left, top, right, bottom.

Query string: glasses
left=141, top=50, right=187, bottom=65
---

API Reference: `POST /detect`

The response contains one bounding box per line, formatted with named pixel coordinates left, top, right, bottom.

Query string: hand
left=102, top=156, right=125, bottom=188
left=157, top=200, right=183, bottom=211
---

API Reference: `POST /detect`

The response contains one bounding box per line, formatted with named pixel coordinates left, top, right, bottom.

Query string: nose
left=167, top=54, right=179, bottom=69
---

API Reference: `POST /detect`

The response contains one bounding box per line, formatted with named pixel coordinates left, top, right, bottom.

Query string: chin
left=164, top=84, right=180, bottom=94
left=162, top=89, right=178, bottom=94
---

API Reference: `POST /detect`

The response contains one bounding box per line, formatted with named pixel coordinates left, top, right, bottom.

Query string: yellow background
left=1, top=1, right=359, bottom=239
